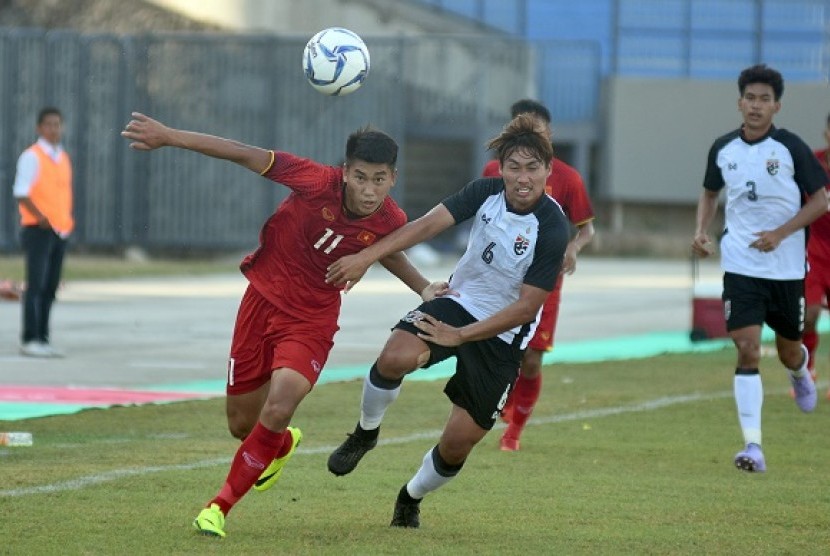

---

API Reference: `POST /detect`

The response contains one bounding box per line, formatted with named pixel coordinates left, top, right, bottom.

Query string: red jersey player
left=121, top=112, right=447, bottom=538
left=803, top=112, right=830, bottom=396
left=482, top=100, right=595, bottom=451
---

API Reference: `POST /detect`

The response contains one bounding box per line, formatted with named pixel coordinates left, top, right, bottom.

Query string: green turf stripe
left=1, top=322, right=822, bottom=422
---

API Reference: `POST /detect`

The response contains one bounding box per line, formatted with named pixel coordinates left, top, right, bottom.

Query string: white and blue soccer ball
left=303, top=27, right=370, bottom=96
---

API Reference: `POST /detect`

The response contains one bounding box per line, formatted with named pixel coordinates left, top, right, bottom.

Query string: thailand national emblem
left=514, top=235, right=530, bottom=255
left=766, top=159, right=779, bottom=176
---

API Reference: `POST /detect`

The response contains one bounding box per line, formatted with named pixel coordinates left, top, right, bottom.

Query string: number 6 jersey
left=442, top=177, right=570, bottom=348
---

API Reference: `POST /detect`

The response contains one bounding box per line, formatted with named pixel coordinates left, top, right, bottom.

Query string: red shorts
left=226, top=285, right=338, bottom=395
left=805, top=260, right=830, bottom=307
left=527, top=275, right=563, bottom=352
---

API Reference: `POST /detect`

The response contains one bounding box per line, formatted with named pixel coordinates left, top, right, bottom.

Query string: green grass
left=0, top=253, right=240, bottom=281
left=3, top=347, right=830, bottom=554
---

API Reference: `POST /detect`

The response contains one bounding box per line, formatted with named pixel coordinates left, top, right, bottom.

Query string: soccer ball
left=303, top=27, right=370, bottom=96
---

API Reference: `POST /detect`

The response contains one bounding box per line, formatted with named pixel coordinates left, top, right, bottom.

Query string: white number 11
left=314, top=228, right=344, bottom=254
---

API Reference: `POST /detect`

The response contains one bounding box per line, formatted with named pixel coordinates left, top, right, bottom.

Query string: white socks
left=406, top=447, right=455, bottom=499
left=734, top=373, right=763, bottom=446
left=359, top=372, right=400, bottom=430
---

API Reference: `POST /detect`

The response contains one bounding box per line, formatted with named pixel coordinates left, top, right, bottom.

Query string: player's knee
left=227, top=418, right=254, bottom=440
left=778, top=344, right=804, bottom=369
left=732, top=336, right=760, bottom=355
left=376, top=349, right=429, bottom=377
left=258, top=400, right=293, bottom=431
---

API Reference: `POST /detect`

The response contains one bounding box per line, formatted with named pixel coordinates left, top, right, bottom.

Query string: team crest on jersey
left=766, top=159, right=779, bottom=176
left=322, top=207, right=336, bottom=221
left=357, top=230, right=376, bottom=245
left=514, top=235, right=530, bottom=255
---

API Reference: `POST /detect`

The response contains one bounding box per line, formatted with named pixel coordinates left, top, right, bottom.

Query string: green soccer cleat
left=193, top=503, right=226, bottom=538
left=253, top=426, right=303, bottom=492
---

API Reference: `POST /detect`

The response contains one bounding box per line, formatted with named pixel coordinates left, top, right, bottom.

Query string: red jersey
left=241, top=151, right=407, bottom=319
left=482, top=158, right=594, bottom=226
left=808, top=148, right=830, bottom=265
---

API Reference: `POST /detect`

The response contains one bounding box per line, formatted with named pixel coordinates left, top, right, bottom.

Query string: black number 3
left=746, top=180, right=758, bottom=201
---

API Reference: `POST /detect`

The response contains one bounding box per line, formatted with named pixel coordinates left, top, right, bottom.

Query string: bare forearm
left=379, top=252, right=430, bottom=295
left=695, top=192, right=719, bottom=235
left=166, top=129, right=271, bottom=173
left=361, top=206, right=453, bottom=266
left=122, top=112, right=271, bottom=173
left=457, top=302, right=539, bottom=343
left=571, top=221, right=595, bottom=252
left=776, top=189, right=829, bottom=237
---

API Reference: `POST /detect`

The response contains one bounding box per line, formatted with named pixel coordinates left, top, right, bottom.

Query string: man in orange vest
left=13, top=107, right=74, bottom=358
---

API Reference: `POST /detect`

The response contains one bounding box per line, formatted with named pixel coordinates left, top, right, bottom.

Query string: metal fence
left=0, top=29, right=536, bottom=253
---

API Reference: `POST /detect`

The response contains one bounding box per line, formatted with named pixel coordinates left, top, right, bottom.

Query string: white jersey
left=441, top=178, right=570, bottom=348
left=703, top=126, right=826, bottom=280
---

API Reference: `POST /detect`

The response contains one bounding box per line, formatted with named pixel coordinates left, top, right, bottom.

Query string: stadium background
left=0, top=0, right=827, bottom=257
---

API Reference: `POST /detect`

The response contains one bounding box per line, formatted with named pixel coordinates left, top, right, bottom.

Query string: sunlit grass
left=4, top=346, right=830, bottom=554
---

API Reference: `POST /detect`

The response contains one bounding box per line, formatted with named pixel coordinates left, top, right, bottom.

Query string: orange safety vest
left=18, top=143, right=74, bottom=235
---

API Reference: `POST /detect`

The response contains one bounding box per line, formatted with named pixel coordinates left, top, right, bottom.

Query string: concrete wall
left=601, top=77, right=830, bottom=204
left=146, top=0, right=483, bottom=36
left=592, top=77, right=828, bottom=255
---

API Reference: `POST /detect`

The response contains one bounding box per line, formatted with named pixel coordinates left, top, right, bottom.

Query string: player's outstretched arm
left=121, top=112, right=272, bottom=173
left=326, top=204, right=455, bottom=287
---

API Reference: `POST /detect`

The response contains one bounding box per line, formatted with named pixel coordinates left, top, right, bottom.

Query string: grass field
left=3, top=346, right=830, bottom=554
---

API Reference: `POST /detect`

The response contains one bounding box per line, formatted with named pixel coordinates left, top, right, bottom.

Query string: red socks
left=505, top=374, right=542, bottom=438
left=803, top=331, right=818, bottom=373
left=211, top=422, right=289, bottom=515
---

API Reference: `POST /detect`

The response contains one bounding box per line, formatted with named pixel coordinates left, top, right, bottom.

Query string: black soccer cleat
left=327, top=425, right=378, bottom=476
left=390, top=499, right=421, bottom=528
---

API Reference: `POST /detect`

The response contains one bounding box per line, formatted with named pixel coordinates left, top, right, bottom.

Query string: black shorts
left=394, top=297, right=523, bottom=430
left=722, top=272, right=804, bottom=341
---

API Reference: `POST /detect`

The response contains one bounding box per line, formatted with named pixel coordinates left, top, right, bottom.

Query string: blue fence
left=419, top=0, right=830, bottom=120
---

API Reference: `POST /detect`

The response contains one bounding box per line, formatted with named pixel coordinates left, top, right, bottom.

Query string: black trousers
left=20, top=226, right=68, bottom=344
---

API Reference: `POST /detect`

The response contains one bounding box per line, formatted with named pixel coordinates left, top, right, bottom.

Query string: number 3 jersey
left=240, top=151, right=407, bottom=319
left=442, top=178, right=570, bottom=348
left=703, top=126, right=826, bottom=280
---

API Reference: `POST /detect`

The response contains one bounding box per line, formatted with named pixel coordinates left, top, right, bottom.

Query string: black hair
left=37, top=107, right=62, bottom=125
left=738, top=64, right=784, bottom=101
left=344, top=126, right=398, bottom=167
left=510, top=99, right=551, bottom=122
left=486, top=113, right=553, bottom=166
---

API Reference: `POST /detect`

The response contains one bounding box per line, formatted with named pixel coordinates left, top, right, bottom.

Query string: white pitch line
left=0, top=391, right=731, bottom=498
